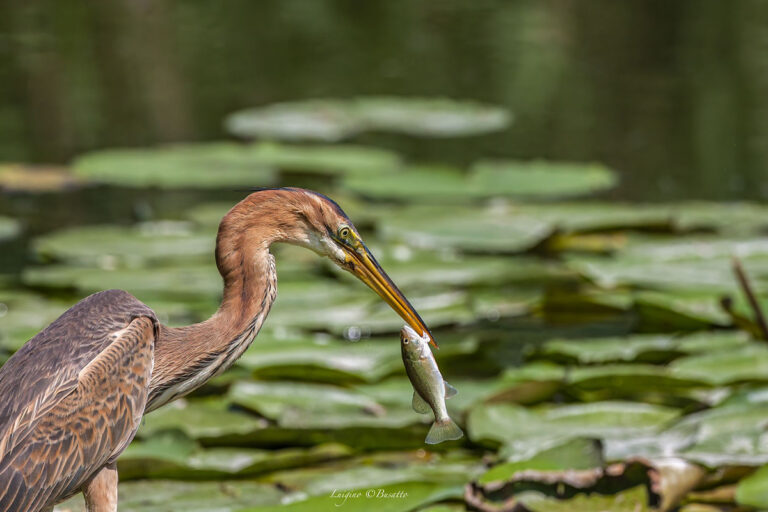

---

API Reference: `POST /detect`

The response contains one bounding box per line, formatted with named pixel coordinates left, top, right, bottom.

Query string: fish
left=400, top=325, right=463, bottom=444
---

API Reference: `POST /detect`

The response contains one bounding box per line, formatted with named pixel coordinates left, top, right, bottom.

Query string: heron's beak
left=341, top=239, right=438, bottom=349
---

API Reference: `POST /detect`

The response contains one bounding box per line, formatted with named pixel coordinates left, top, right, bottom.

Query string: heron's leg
left=82, top=463, right=118, bottom=512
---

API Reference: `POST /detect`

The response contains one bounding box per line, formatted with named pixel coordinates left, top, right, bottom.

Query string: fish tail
left=425, top=417, right=464, bottom=444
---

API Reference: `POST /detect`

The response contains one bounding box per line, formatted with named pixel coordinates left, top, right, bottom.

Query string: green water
left=2, top=0, right=768, bottom=200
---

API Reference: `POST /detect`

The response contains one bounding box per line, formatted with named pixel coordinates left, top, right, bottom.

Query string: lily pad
left=241, top=481, right=464, bottom=512
left=467, top=401, right=680, bottom=458
left=669, top=344, right=768, bottom=386
left=238, top=335, right=402, bottom=384
left=229, top=380, right=390, bottom=427
left=0, top=163, right=80, bottom=192
left=516, top=485, right=652, bottom=512
left=119, top=430, right=351, bottom=480
left=343, top=161, right=617, bottom=202
left=0, top=291, right=69, bottom=352
left=0, top=217, right=20, bottom=241
left=22, top=262, right=223, bottom=299
left=32, top=221, right=214, bottom=267
left=478, top=438, right=604, bottom=485
left=735, top=464, right=768, bottom=507
left=469, top=160, right=618, bottom=199
left=378, top=206, right=553, bottom=253
left=532, top=332, right=751, bottom=365
left=568, top=236, right=768, bottom=292
left=57, top=478, right=285, bottom=512
left=224, top=97, right=511, bottom=141
left=73, top=142, right=277, bottom=189
left=247, top=141, right=400, bottom=176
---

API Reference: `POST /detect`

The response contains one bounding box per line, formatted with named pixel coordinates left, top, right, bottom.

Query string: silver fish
left=400, top=325, right=463, bottom=444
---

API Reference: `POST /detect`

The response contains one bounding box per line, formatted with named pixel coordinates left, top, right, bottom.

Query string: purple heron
left=0, top=188, right=436, bottom=511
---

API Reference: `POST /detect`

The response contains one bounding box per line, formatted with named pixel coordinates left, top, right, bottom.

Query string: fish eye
left=338, top=226, right=351, bottom=239
left=403, top=338, right=409, bottom=344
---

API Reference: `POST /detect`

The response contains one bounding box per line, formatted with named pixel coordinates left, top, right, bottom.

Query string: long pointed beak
left=342, top=242, right=438, bottom=349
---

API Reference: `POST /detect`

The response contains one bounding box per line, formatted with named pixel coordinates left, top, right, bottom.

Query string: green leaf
left=32, top=221, right=214, bottom=267
left=73, top=142, right=277, bottom=188
left=736, top=464, right=768, bottom=507
left=469, top=160, right=618, bottom=199
left=0, top=216, right=20, bottom=241
left=670, top=344, right=768, bottom=386
left=247, top=141, right=401, bottom=176
left=478, top=438, right=604, bottom=485
left=224, top=97, right=511, bottom=141
left=467, top=401, right=679, bottom=457
left=517, top=485, right=652, bottom=512
left=59, top=479, right=285, bottom=512
left=533, top=332, right=750, bottom=365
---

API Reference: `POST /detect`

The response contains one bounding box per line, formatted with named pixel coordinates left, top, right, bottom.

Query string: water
left=1, top=0, right=767, bottom=201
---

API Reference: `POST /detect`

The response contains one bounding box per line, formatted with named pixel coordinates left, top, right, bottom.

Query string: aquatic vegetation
left=2, top=105, right=766, bottom=511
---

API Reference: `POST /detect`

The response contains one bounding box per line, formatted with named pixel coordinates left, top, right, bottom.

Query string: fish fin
left=444, top=381, right=458, bottom=399
left=425, top=417, right=463, bottom=444
left=412, top=391, right=431, bottom=414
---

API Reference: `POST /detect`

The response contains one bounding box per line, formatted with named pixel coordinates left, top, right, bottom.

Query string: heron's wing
left=0, top=315, right=155, bottom=512
left=0, top=290, right=157, bottom=447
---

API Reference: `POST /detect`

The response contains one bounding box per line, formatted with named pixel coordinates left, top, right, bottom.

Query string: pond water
left=1, top=0, right=767, bottom=201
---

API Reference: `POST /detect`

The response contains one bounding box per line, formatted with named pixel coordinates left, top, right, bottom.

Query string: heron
left=0, top=188, right=436, bottom=511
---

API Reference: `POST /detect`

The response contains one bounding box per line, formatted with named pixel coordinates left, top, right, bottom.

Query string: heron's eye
left=339, top=227, right=351, bottom=240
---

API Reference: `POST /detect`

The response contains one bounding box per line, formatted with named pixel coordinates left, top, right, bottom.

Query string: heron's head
left=244, top=187, right=437, bottom=348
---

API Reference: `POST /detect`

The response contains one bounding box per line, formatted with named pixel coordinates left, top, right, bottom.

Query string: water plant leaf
left=735, top=464, right=768, bottom=508
left=467, top=401, right=680, bottom=458
left=32, top=221, right=214, bottom=267
left=225, top=97, right=511, bottom=141
left=58, top=479, right=285, bottom=512
left=247, top=141, right=400, bottom=176
left=469, top=160, right=618, bottom=198
left=343, top=160, right=618, bottom=201
left=378, top=206, right=553, bottom=253
left=669, top=344, right=768, bottom=386
left=0, top=163, right=80, bottom=192
left=532, top=332, right=751, bottom=365
left=478, top=438, right=604, bottom=485
left=0, top=216, right=20, bottom=241
left=73, top=142, right=277, bottom=188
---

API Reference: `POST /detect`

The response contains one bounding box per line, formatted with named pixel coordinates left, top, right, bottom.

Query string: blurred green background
left=2, top=2, right=768, bottom=511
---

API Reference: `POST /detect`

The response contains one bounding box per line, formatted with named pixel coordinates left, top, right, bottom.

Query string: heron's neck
left=147, top=235, right=278, bottom=410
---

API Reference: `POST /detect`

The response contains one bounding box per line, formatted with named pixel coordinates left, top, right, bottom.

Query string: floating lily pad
left=0, top=291, right=69, bottom=352
left=22, top=262, right=223, bottom=299
left=58, top=478, right=285, bottom=512
left=238, top=335, right=402, bottom=384
left=225, top=97, right=511, bottom=141
left=242, top=481, right=464, bottom=512
left=469, top=160, right=618, bottom=199
left=569, top=236, right=768, bottom=292
left=73, top=142, right=277, bottom=189
left=344, top=161, right=617, bottom=202
left=669, top=344, right=768, bottom=386
left=229, top=380, right=390, bottom=428
left=0, top=217, right=20, bottom=241
left=378, top=206, right=553, bottom=253
left=533, top=332, right=751, bottom=365
left=736, top=464, right=768, bottom=507
left=516, top=485, right=652, bottom=512
left=467, top=401, right=679, bottom=458
left=0, top=163, right=81, bottom=192
left=478, top=438, right=604, bottom=485
left=671, top=201, right=768, bottom=235
left=633, top=290, right=732, bottom=330
left=248, top=142, right=400, bottom=176
left=119, top=429, right=351, bottom=481
left=32, top=221, right=214, bottom=267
